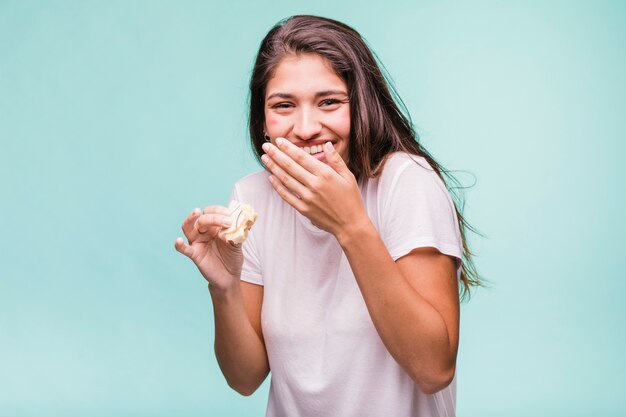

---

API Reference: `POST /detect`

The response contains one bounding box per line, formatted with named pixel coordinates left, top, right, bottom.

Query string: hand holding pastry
left=175, top=202, right=257, bottom=291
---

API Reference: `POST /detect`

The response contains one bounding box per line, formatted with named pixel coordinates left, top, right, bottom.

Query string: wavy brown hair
left=248, top=15, right=481, bottom=298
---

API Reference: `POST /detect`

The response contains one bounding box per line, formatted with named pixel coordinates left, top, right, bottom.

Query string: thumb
left=175, top=237, right=194, bottom=259
left=323, top=142, right=350, bottom=176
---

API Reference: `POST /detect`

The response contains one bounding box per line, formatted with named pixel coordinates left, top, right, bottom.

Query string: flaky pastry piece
left=218, top=200, right=258, bottom=246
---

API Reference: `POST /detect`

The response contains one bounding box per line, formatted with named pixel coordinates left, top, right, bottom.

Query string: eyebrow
left=266, top=90, right=348, bottom=101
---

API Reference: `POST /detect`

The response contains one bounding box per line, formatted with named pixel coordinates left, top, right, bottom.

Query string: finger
left=182, top=208, right=202, bottom=241
left=203, top=205, right=232, bottom=216
left=268, top=175, right=307, bottom=212
left=263, top=139, right=328, bottom=184
left=196, top=213, right=232, bottom=235
left=174, top=237, right=194, bottom=258
left=261, top=151, right=311, bottom=200
left=275, top=137, right=333, bottom=174
left=323, top=141, right=352, bottom=178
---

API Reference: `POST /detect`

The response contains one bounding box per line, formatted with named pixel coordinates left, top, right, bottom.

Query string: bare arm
left=211, top=281, right=269, bottom=396
left=175, top=208, right=269, bottom=395
left=337, top=222, right=459, bottom=394
left=261, top=139, right=459, bottom=394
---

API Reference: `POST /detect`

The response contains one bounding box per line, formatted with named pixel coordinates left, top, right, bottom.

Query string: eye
left=320, top=98, right=341, bottom=107
left=271, top=102, right=293, bottom=109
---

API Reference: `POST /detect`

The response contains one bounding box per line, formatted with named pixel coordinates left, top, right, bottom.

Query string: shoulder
left=232, top=170, right=272, bottom=202
left=376, top=152, right=449, bottom=201
left=234, top=169, right=271, bottom=190
left=374, top=152, right=463, bottom=262
left=231, top=169, right=288, bottom=225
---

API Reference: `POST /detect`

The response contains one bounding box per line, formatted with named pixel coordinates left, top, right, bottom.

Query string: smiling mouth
left=302, top=144, right=325, bottom=155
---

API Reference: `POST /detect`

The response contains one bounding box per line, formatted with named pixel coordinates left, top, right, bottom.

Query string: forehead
left=265, top=53, right=347, bottom=97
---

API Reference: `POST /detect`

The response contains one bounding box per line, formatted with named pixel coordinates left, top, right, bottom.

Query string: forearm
left=336, top=220, right=457, bottom=393
left=209, top=285, right=269, bottom=395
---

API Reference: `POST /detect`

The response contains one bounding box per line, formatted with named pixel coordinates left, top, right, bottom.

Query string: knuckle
left=292, top=151, right=304, bottom=163
left=283, top=158, right=295, bottom=171
left=298, top=190, right=310, bottom=202
left=278, top=172, right=289, bottom=184
left=310, top=178, right=322, bottom=191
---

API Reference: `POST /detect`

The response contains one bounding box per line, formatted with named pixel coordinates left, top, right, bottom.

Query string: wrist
left=208, top=279, right=241, bottom=301
left=335, top=214, right=376, bottom=249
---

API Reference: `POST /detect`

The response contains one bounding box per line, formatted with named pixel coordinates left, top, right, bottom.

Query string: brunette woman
left=176, top=15, right=480, bottom=417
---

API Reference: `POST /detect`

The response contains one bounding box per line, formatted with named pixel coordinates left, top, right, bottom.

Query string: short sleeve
left=231, top=184, right=263, bottom=286
left=380, top=156, right=463, bottom=266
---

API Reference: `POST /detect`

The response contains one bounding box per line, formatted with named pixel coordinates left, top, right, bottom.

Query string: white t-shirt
left=231, top=152, right=463, bottom=417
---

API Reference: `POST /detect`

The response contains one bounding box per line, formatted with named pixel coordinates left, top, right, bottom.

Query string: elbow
left=227, top=378, right=262, bottom=396
left=216, top=355, right=269, bottom=396
left=412, top=364, right=456, bottom=395
left=224, top=368, right=268, bottom=396
left=233, top=386, right=257, bottom=397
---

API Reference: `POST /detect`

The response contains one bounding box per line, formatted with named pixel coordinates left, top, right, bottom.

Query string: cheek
left=330, top=109, right=351, bottom=136
left=264, top=113, right=283, bottom=131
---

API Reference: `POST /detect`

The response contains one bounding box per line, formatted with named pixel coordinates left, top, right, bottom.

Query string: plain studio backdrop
left=1, top=1, right=624, bottom=416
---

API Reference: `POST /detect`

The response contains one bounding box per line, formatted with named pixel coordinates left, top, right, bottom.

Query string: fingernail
left=193, top=208, right=200, bottom=215
left=222, top=218, right=232, bottom=227
left=325, top=142, right=333, bottom=151
left=276, top=137, right=284, bottom=146
left=262, top=143, right=270, bottom=152
left=261, top=154, right=269, bottom=164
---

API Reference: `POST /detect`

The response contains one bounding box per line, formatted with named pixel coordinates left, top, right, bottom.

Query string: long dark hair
left=248, top=15, right=481, bottom=298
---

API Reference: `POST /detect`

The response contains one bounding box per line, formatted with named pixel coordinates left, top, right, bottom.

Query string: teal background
left=1, top=1, right=625, bottom=416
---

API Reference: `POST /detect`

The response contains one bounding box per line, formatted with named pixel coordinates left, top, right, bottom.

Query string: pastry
left=219, top=200, right=258, bottom=246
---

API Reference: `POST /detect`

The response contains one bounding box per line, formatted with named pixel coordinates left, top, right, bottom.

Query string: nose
left=292, top=107, right=322, bottom=140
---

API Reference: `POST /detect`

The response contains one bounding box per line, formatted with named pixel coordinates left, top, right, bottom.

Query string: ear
left=262, top=122, right=271, bottom=142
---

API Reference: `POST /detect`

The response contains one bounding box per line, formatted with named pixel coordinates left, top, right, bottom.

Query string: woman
left=175, top=15, right=480, bottom=417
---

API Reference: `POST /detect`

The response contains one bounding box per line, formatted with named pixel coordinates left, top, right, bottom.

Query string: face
left=264, top=53, right=350, bottom=163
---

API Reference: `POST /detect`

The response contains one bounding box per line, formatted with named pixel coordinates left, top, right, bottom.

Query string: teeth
left=302, top=145, right=326, bottom=154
